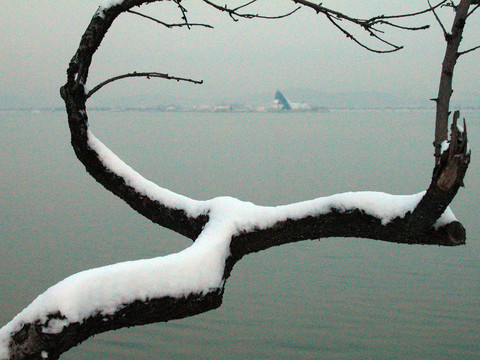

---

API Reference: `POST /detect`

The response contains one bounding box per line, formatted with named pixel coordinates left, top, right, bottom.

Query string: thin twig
left=294, top=0, right=447, bottom=23
left=235, top=0, right=258, bottom=12
left=202, top=0, right=300, bottom=21
left=458, top=44, right=480, bottom=56
left=325, top=14, right=402, bottom=53
left=85, top=72, right=203, bottom=99
left=467, top=4, right=480, bottom=17
left=292, top=0, right=367, bottom=23
left=428, top=0, right=450, bottom=38
left=173, top=0, right=191, bottom=29
left=375, top=21, right=430, bottom=31
left=373, top=0, right=449, bottom=20
left=292, top=0, right=446, bottom=52
left=127, top=10, right=213, bottom=28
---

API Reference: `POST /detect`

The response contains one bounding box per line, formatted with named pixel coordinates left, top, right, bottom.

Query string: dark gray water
left=1, top=109, right=479, bottom=359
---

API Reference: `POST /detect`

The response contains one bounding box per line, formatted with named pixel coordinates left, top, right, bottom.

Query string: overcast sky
left=1, top=0, right=479, bottom=108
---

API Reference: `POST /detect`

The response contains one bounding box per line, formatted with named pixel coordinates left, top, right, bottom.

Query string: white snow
left=457, top=122, right=464, bottom=133
left=441, top=140, right=450, bottom=153
left=42, top=318, right=69, bottom=335
left=95, top=0, right=124, bottom=18
left=0, top=201, right=233, bottom=359
left=0, top=130, right=458, bottom=359
left=99, top=0, right=124, bottom=9
left=87, top=130, right=209, bottom=218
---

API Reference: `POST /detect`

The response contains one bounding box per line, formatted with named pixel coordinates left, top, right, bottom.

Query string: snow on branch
left=1, top=0, right=473, bottom=359
left=0, top=114, right=469, bottom=357
left=0, top=186, right=461, bottom=359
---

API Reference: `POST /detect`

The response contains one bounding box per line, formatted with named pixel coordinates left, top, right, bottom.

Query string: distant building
left=274, top=90, right=292, bottom=110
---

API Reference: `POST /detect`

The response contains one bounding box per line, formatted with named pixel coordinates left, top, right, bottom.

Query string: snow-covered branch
left=0, top=0, right=473, bottom=359
left=0, top=179, right=466, bottom=359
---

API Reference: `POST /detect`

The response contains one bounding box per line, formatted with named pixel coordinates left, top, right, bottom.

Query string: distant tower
left=274, top=90, right=291, bottom=110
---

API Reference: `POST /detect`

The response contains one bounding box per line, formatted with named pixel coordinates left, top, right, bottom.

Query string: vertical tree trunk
left=434, top=0, right=472, bottom=162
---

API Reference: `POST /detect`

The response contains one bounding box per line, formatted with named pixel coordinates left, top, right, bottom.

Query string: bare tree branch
left=172, top=0, right=192, bottom=29
left=428, top=0, right=450, bottom=38
left=127, top=9, right=214, bottom=28
left=235, top=0, right=259, bottom=12
left=467, top=3, right=480, bottom=16
left=202, top=0, right=300, bottom=21
left=85, top=71, right=203, bottom=99
left=458, top=44, right=480, bottom=55
left=372, top=21, right=429, bottom=31
left=292, top=0, right=448, bottom=52
left=325, top=13, right=402, bottom=54
left=371, top=0, right=449, bottom=20
left=433, top=0, right=472, bottom=162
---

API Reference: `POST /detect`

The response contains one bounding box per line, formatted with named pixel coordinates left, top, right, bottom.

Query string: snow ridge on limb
left=0, top=192, right=460, bottom=359
left=0, top=197, right=235, bottom=360
left=61, top=0, right=210, bottom=240
left=86, top=131, right=209, bottom=218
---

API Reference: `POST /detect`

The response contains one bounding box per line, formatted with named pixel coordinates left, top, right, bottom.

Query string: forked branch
left=202, top=0, right=300, bottom=21
left=428, top=0, right=450, bottom=38
left=293, top=0, right=448, bottom=52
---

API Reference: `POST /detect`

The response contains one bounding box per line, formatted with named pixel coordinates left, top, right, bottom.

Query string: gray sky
left=1, top=0, right=479, bottom=108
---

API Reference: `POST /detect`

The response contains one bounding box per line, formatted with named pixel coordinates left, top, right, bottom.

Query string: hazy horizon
left=1, top=1, right=479, bottom=109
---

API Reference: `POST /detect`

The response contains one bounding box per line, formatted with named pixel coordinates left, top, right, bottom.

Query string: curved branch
left=4, top=291, right=223, bottom=360
left=325, top=13, right=403, bottom=54
left=1, top=149, right=469, bottom=358
left=59, top=1, right=210, bottom=239
left=85, top=71, right=203, bottom=99
left=1, top=128, right=470, bottom=357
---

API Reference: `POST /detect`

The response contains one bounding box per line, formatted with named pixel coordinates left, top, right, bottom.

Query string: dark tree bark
left=1, top=1, right=475, bottom=359
left=433, top=0, right=473, bottom=161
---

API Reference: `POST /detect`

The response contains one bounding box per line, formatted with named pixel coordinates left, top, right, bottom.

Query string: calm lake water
left=1, top=109, right=479, bottom=359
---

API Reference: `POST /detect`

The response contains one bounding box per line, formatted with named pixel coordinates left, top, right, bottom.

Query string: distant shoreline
left=2, top=106, right=479, bottom=113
